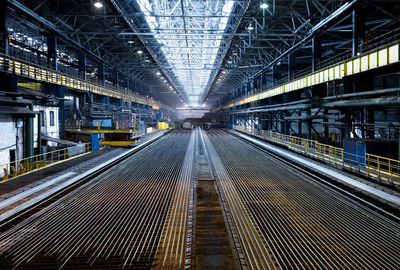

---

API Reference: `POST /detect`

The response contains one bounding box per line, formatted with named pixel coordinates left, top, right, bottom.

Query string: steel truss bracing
left=5, top=0, right=181, bottom=107
left=111, top=0, right=250, bottom=107
left=210, top=0, right=400, bottom=108
left=3, top=0, right=400, bottom=109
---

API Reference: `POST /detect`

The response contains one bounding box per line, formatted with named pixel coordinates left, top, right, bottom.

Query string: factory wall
left=33, top=105, right=60, bottom=147
left=0, top=115, right=24, bottom=176
left=176, top=109, right=209, bottom=120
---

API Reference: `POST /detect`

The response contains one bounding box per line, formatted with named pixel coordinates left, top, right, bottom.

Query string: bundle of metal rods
left=153, top=130, right=195, bottom=269
left=201, top=129, right=275, bottom=270
left=207, top=130, right=400, bottom=270
left=0, top=131, right=192, bottom=270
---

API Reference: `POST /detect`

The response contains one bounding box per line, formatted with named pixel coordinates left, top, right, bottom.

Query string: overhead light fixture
left=156, top=71, right=161, bottom=76
left=128, top=40, right=134, bottom=44
left=260, top=2, right=269, bottom=9
left=221, top=70, right=227, bottom=74
left=93, top=1, right=103, bottom=8
left=247, top=24, right=254, bottom=31
left=137, top=50, right=143, bottom=54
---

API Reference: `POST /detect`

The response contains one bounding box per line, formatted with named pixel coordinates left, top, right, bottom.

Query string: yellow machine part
left=18, top=82, right=41, bottom=91
left=102, top=140, right=139, bottom=147
left=158, top=122, right=169, bottom=130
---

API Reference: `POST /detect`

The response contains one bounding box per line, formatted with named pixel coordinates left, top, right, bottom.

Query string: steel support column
left=280, top=112, right=285, bottom=134
left=268, top=113, right=272, bottom=131
left=324, top=108, right=329, bottom=142
left=306, top=109, right=312, bottom=139
left=352, top=5, right=365, bottom=57
left=272, top=64, right=279, bottom=87
left=288, top=53, right=296, bottom=81
left=297, top=111, right=302, bottom=137
left=312, top=37, right=321, bottom=72
left=78, top=52, right=86, bottom=80
left=0, top=0, right=8, bottom=55
left=98, top=62, right=105, bottom=86
left=47, top=33, right=57, bottom=71
left=367, top=109, right=375, bottom=139
left=342, top=112, right=352, bottom=147
left=113, top=70, right=119, bottom=87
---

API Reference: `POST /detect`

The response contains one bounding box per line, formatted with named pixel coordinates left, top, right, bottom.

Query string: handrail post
left=377, top=157, right=380, bottom=179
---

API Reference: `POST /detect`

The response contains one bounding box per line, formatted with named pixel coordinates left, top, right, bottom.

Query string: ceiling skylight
left=136, top=0, right=235, bottom=106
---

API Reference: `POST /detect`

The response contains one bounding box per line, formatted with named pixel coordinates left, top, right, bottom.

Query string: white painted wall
left=33, top=105, right=59, bottom=147
left=0, top=105, right=60, bottom=177
left=176, top=109, right=210, bottom=120
left=0, top=115, right=23, bottom=177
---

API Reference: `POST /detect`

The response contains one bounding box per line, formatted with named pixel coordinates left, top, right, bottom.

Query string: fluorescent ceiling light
left=94, top=1, right=103, bottom=8
left=260, top=2, right=269, bottom=9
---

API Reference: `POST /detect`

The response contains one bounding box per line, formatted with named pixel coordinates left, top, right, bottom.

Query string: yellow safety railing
left=0, top=142, right=106, bottom=182
left=220, top=40, right=400, bottom=110
left=233, top=126, right=400, bottom=186
left=0, top=53, right=172, bottom=111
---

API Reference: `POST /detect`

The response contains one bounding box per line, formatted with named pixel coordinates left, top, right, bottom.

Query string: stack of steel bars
left=153, top=130, right=195, bottom=269
left=207, top=130, right=400, bottom=270
left=201, top=129, right=277, bottom=270
left=0, top=131, right=192, bottom=270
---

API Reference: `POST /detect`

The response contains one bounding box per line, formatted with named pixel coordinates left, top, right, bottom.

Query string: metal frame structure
left=4, top=0, right=399, bottom=109
left=210, top=0, right=399, bottom=107
left=111, top=0, right=250, bottom=107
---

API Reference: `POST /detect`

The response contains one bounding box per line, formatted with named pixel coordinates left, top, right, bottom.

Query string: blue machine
left=343, top=139, right=366, bottom=167
left=91, top=133, right=100, bottom=151
left=92, top=119, right=112, bottom=127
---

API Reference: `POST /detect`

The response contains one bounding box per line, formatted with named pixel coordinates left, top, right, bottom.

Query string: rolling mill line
left=204, top=130, right=400, bottom=270
left=0, top=131, right=193, bottom=270
left=153, top=130, right=195, bottom=269
left=2, top=0, right=400, bottom=269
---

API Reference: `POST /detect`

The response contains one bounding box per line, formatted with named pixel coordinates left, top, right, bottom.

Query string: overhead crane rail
left=219, top=40, right=400, bottom=110
left=206, top=130, right=400, bottom=269
left=0, top=53, right=170, bottom=110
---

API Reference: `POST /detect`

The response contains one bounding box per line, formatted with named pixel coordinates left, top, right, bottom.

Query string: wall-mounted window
left=39, top=110, right=45, bottom=126
left=49, top=111, right=55, bottom=126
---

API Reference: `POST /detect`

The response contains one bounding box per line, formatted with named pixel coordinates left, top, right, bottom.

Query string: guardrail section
left=233, top=126, right=400, bottom=186
left=222, top=41, right=400, bottom=110
left=0, top=53, right=167, bottom=110
left=0, top=142, right=107, bottom=182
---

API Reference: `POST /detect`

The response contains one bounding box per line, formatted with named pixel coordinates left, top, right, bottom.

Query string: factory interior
left=0, top=0, right=400, bottom=269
